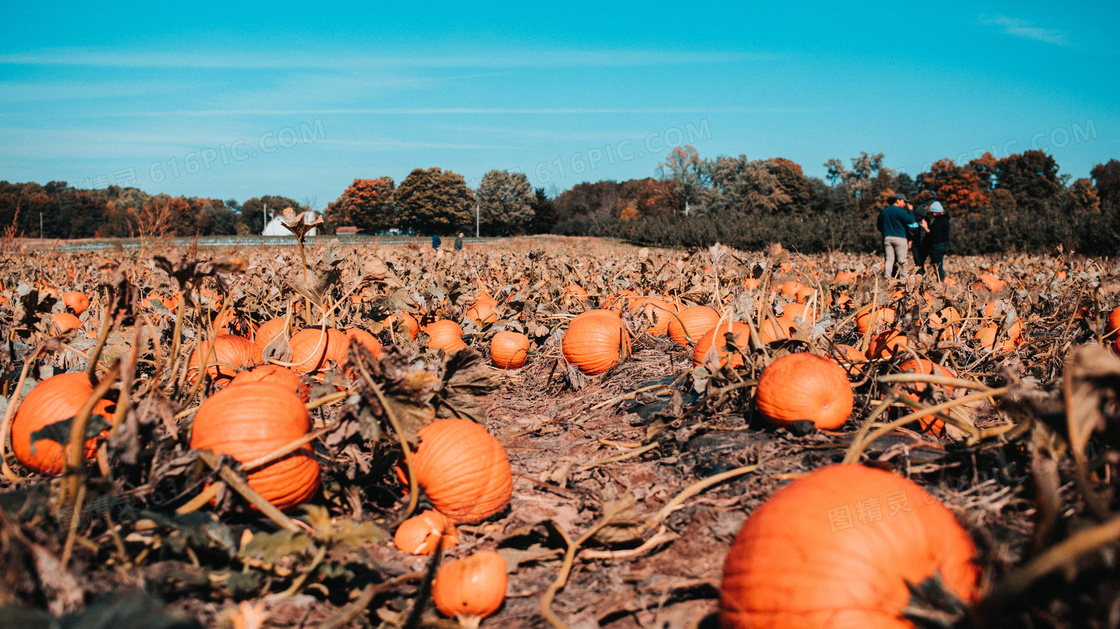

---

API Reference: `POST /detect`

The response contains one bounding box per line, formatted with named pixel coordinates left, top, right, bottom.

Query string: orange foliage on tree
left=920, top=159, right=989, bottom=215
left=327, top=177, right=396, bottom=234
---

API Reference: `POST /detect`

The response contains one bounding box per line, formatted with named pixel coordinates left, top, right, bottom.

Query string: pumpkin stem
left=902, top=572, right=972, bottom=628
left=454, top=614, right=482, bottom=629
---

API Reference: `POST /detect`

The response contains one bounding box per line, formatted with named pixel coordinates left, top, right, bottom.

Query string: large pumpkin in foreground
left=408, top=418, right=512, bottom=524
left=562, top=309, right=631, bottom=375
left=190, top=382, right=320, bottom=510
left=720, top=465, right=981, bottom=629
left=11, top=372, right=113, bottom=475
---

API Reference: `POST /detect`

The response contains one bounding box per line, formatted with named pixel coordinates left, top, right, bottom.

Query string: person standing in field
left=922, top=201, right=950, bottom=281
left=455, top=233, right=463, bottom=251
left=876, top=193, right=917, bottom=280
left=431, top=233, right=441, bottom=250
left=912, top=203, right=931, bottom=273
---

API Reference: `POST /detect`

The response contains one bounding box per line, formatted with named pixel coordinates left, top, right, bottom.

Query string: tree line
left=2, top=150, right=1117, bottom=254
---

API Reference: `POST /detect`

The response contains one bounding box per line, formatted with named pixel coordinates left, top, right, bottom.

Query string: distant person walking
left=454, top=233, right=463, bottom=251
left=876, top=193, right=917, bottom=280
left=431, top=233, right=441, bottom=250
left=922, top=201, right=951, bottom=281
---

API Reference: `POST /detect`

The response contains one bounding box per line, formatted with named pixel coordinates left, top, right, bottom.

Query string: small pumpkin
left=829, top=343, right=868, bottom=376
left=387, top=311, right=420, bottom=339
left=628, top=297, right=677, bottom=336
left=855, top=305, right=896, bottom=334
left=972, top=272, right=1006, bottom=293
left=52, top=312, right=84, bottom=334
left=490, top=330, right=530, bottom=369
left=407, top=418, right=513, bottom=524
left=345, top=327, right=383, bottom=359
left=1106, top=305, right=1120, bottom=340
left=867, top=328, right=908, bottom=359
left=667, top=305, right=721, bottom=346
left=897, top=359, right=956, bottom=434
left=562, top=309, right=631, bottom=375
left=693, top=321, right=751, bottom=368
left=61, top=291, right=90, bottom=315
left=757, top=316, right=793, bottom=345
left=755, top=353, right=853, bottom=430
left=11, top=372, right=113, bottom=475
left=720, top=464, right=981, bottom=629
left=425, top=320, right=468, bottom=354
left=974, top=320, right=1022, bottom=355
left=253, top=316, right=289, bottom=352
left=186, top=334, right=261, bottom=385
left=190, top=382, right=320, bottom=510
left=466, top=294, right=499, bottom=325
left=393, top=509, right=459, bottom=555
left=431, top=550, right=508, bottom=628
left=228, top=364, right=310, bottom=403
left=288, top=327, right=349, bottom=373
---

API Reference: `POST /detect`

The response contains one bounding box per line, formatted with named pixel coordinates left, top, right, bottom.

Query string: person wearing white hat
left=923, top=201, right=950, bottom=280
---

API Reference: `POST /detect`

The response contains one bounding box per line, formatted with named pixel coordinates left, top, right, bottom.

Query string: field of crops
left=1, top=235, right=1119, bottom=628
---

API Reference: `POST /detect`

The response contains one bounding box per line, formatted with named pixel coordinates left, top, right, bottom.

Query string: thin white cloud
left=0, top=48, right=764, bottom=70
left=94, top=106, right=823, bottom=117
left=981, top=14, right=1068, bottom=45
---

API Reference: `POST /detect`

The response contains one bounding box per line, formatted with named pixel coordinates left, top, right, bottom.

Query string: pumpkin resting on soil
left=393, top=509, right=459, bottom=555
left=11, top=372, right=113, bottom=476
left=693, top=321, right=751, bottom=368
left=720, top=464, right=981, bottom=629
left=490, top=330, right=530, bottom=369
left=668, top=305, right=721, bottom=346
left=190, top=382, right=320, bottom=511
left=432, top=550, right=508, bottom=628
left=755, top=352, right=853, bottom=430
left=407, top=418, right=513, bottom=524
left=562, top=309, right=631, bottom=375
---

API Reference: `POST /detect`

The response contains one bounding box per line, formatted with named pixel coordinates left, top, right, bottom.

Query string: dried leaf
left=590, top=487, right=645, bottom=546
left=1063, top=345, right=1120, bottom=463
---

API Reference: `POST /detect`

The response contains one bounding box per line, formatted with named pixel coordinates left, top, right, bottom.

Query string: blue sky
left=1, top=2, right=1117, bottom=209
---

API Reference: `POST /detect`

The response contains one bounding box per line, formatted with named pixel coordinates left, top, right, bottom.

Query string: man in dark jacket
left=923, top=201, right=950, bottom=280
left=876, top=193, right=917, bottom=280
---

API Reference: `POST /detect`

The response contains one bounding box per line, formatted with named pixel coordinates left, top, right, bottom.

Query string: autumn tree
left=1091, top=159, right=1120, bottom=210
left=528, top=188, right=558, bottom=234
left=241, top=195, right=308, bottom=234
left=698, top=155, right=790, bottom=215
left=823, top=152, right=891, bottom=216
left=476, top=170, right=533, bottom=235
left=918, top=159, right=989, bottom=214
left=969, top=152, right=999, bottom=191
left=766, top=158, right=812, bottom=213
left=658, top=145, right=704, bottom=213
left=995, top=150, right=1062, bottom=213
left=553, top=181, right=621, bottom=221
left=394, top=167, right=474, bottom=235
left=327, top=177, right=396, bottom=234
left=1065, top=178, right=1101, bottom=214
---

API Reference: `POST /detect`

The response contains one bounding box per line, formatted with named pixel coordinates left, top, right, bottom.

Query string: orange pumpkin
left=720, top=465, right=981, bottom=628
left=834, top=270, right=857, bottom=284
left=757, top=316, right=793, bottom=345
left=490, top=330, right=530, bottom=369
left=563, top=284, right=589, bottom=301
left=755, top=353, right=853, bottom=430
left=254, top=316, right=289, bottom=352
left=11, top=372, right=113, bottom=475
left=387, top=311, right=420, bottom=339
left=288, top=327, right=349, bottom=373
left=974, top=321, right=1021, bottom=355
left=855, top=306, right=896, bottom=334
left=562, top=309, right=631, bottom=375
left=61, top=291, right=90, bottom=315
left=973, top=273, right=1006, bottom=293
left=431, top=550, right=508, bottom=627
left=867, top=329, right=908, bottom=359
left=394, top=509, right=459, bottom=555
left=190, top=382, right=320, bottom=510
left=52, top=312, right=84, bottom=334
left=186, top=335, right=261, bottom=384
left=829, top=343, right=868, bottom=376
left=345, top=327, right=383, bottom=359
left=667, top=306, right=721, bottom=346
left=628, top=297, right=677, bottom=336
left=1106, top=306, right=1120, bottom=340
left=228, top=364, right=310, bottom=403
left=897, top=359, right=956, bottom=435
left=693, top=321, right=751, bottom=368
left=425, top=320, right=468, bottom=354
left=466, top=294, right=499, bottom=325
left=408, top=418, right=513, bottom=524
